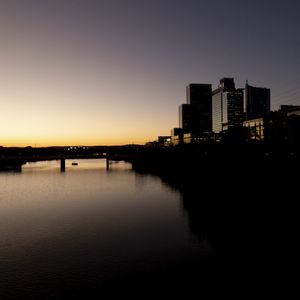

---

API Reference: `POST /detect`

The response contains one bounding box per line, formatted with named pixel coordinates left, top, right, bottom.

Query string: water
left=0, top=159, right=212, bottom=298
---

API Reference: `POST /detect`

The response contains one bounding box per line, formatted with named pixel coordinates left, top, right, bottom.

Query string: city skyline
left=1, top=0, right=299, bottom=146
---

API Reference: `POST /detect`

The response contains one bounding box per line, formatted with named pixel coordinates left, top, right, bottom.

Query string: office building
left=243, top=118, right=264, bottom=141
left=212, top=78, right=244, bottom=133
left=245, top=81, right=270, bottom=120
left=186, top=83, right=212, bottom=106
left=179, top=83, right=212, bottom=134
left=171, top=128, right=184, bottom=145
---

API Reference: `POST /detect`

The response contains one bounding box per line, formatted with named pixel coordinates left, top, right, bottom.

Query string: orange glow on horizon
left=0, top=135, right=156, bottom=147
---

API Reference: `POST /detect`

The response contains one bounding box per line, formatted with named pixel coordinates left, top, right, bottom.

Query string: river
left=0, top=159, right=214, bottom=298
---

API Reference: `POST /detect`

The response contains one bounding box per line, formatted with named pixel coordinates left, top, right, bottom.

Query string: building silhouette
left=263, top=105, right=300, bottom=152
left=166, top=78, right=272, bottom=146
left=171, top=128, right=184, bottom=145
left=245, top=81, right=270, bottom=120
left=179, top=84, right=212, bottom=135
left=212, top=78, right=244, bottom=133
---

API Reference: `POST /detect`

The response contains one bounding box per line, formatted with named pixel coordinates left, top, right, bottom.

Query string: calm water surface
left=0, top=159, right=212, bottom=298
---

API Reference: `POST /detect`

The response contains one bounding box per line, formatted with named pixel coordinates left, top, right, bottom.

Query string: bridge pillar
left=106, top=158, right=110, bottom=170
left=60, top=158, right=66, bottom=172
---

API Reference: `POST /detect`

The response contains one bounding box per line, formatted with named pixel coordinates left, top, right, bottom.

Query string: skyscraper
left=186, top=83, right=212, bottom=106
left=179, top=83, right=212, bottom=134
left=245, top=81, right=270, bottom=120
left=212, top=78, right=244, bottom=133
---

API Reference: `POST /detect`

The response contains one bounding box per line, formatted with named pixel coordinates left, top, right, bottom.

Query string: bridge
left=0, top=154, right=136, bottom=172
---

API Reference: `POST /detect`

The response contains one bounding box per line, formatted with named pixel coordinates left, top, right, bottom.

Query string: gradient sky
left=0, top=0, right=299, bottom=146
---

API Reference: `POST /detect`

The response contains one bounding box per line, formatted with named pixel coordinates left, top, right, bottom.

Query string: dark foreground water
left=1, top=158, right=298, bottom=298
left=0, top=159, right=215, bottom=299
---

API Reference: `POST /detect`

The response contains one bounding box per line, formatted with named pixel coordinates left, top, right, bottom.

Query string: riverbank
left=129, top=145, right=298, bottom=293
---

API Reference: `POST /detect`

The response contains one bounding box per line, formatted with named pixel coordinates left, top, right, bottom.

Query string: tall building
left=212, top=78, right=244, bottom=133
left=186, top=83, right=212, bottom=106
left=245, top=81, right=270, bottom=120
left=179, top=83, right=212, bottom=134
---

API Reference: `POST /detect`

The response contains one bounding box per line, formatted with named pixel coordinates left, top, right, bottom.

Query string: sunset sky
left=0, top=0, right=299, bottom=146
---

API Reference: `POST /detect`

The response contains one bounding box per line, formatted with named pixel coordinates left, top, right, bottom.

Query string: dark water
left=0, top=160, right=214, bottom=298
left=133, top=156, right=300, bottom=297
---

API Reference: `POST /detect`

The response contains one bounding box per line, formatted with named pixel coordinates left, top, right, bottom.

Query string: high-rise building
left=245, top=81, right=270, bottom=120
left=212, top=78, right=244, bottom=133
left=179, top=84, right=212, bottom=134
left=186, top=83, right=212, bottom=106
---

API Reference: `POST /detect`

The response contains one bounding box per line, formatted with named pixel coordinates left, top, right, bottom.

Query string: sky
left=0, top=0, right=299, bottom=146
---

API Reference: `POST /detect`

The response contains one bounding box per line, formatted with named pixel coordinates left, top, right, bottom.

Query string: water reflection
left=151, top=161, right=299, bottom=295
left=0, top=159, right=213, bottom=299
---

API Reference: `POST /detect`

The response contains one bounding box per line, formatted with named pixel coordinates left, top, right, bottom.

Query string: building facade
left=243, top=118, right=264, bottom=141
left=212, top=78, right=244, bottom=133
left=245, top=81, right=270, bottom=120
left=171, top=128, right=184, bottom=145
left=179, top=83, right=212, bottom=135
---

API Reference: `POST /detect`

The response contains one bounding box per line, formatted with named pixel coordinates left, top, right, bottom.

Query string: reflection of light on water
left=0, top=160, right=211, bottom=298
left=23, top=160, right=60, bottom=172
left=22, top=159, right=132, bottom=172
